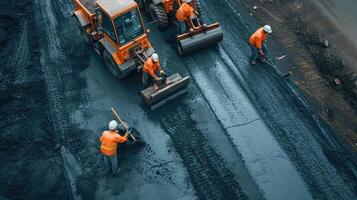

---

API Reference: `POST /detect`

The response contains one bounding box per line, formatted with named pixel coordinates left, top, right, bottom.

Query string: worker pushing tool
left=249, top=25, right=291, bottom=78
left=136, top=0, right=223, bottom=55
left=176, top=0, right=199, bottom=34
left=100, top=120, right=129, bottom=175
left=249, top=25, right=272, bottom=65
left=142, top=53, right=166, bottom=86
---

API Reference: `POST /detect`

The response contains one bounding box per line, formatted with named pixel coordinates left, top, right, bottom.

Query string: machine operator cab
left=94, top=0, right=154, bottom=78
left=97, top=1, right=144, bottom=46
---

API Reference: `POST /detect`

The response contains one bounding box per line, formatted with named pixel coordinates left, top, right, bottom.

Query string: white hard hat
left=109, top=120, right=118, bottom=130
left=263, top=25, right=272, bottom=33
left=185, top=0, right=192, bottom=3
left=151, top=53, right=159, bottom=62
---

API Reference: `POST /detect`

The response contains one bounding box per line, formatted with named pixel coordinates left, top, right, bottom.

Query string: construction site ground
left=0, top=0, right=356, bottom=199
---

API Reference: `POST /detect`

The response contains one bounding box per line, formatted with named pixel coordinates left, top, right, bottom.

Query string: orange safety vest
left=249, top=27, right=267, bottom=49
left=176, top=2, right=195, bottom=21
left=100, top=130, right=127, bottom=156
left=143, top=57, right=162, bottom=79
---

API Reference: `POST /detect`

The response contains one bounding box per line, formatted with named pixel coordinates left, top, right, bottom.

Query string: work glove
left=155, top=77, right=162, bottom=81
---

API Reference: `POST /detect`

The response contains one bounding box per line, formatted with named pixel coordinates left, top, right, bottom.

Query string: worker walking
left=176, top=0, right=197, bottom=34
left=100, top=120, right=128, bottom=175
left=142, top=53, right=165, bottom=86
left=249, top=25, right=272, bottom=65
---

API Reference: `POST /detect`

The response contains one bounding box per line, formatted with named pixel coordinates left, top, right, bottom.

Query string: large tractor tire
left=103, top=51, right=126, bottom=79
left=149, top=3, right=169, bottom=29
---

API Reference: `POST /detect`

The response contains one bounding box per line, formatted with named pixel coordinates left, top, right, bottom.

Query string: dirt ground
left=0, top=0, right=356, bottom=199
left=239, top=0, right=357, bottom=148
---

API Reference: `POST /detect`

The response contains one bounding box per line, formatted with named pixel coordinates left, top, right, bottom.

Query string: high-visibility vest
left=100, top=130, right=127, bottom=156
left=249, top=27, right=267, bottom=49
left=176, top=3, right=194, bottom=21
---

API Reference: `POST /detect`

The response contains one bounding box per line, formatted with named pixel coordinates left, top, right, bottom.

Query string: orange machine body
left=73, top=0, right=152, bottom=65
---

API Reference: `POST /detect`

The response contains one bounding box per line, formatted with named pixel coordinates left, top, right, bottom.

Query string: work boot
left=258, top=58, right=266, bottom=63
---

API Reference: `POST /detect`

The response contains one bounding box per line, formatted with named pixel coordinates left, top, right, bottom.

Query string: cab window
left=113, top=9, right=144, bottom=45
left=100, top=12, right=117, bottom=42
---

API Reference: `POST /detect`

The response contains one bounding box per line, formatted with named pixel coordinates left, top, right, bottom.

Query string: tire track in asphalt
left=201, top=0, right=356, bottom=199
left=34, top=0, right=82, bottom=199
left=160, top=106, right=247, bottom=200
left=0, top=20, right=30, bottom=127
left=183, top=47, right=312, bottom=200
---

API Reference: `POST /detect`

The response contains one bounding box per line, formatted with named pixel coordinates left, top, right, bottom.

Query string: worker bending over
left=100, top=120, right=128, bottom=175
left=143, top=53, right=165, bottom=86
left=249, top=25, right=272, bottom=65
left=176, top=0, right=197, bottom=34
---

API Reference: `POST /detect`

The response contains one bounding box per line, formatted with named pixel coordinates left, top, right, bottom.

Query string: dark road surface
left=1, top=0, right=356, bottom=199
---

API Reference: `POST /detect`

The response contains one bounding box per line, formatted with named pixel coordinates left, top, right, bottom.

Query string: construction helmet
left=109, top=120, right=118, bottom=130
left=151, top=53, right=159, bottom=62
left=263, top=25, right=272, bottom=34
left=185, top=0, right=192, bottom=3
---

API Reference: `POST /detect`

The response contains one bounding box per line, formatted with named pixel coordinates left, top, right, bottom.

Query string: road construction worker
left=176, top=0, right=197, bottom=34
left=142, top=53, right=165, bottom=86
left=249, top=25, right=272, bottom=65
left=100, top=120, right=128, bottom=175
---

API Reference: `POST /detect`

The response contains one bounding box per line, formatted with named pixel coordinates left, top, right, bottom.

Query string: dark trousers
left=143, top=72, right=154, bottom=88
left=104, top=154, right=118, bottom=174
left=250, top=43, right=268, bottom=62
left=176, top=20, right=187, bottom=35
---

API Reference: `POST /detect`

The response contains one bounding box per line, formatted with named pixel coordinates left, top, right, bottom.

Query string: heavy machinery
left=72, top=0, right=189, bottom=109
left=72, top=0, right=155, bottom=79
left=136, top=0, right=223, bottom=55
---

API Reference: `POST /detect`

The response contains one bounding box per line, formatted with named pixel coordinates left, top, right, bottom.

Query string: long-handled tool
left=263, top=58, right=292, bottom=78
left=111, top=107, right=137, bottom=142
left=134, top=49, right=190, bottom=110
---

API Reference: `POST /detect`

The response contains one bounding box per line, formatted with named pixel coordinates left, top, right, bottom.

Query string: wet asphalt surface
left=0, top=0, right=356, bottom=199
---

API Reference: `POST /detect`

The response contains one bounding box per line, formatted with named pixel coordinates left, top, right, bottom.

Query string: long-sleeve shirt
left=100, top=130, right=127, bottom=156
left=249, top=27, right=267, bottom=49
left=143, top=57, right=162, bottom=79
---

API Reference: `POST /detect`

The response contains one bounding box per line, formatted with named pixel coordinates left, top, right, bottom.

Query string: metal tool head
left=177, top=23, right=223, bottom=55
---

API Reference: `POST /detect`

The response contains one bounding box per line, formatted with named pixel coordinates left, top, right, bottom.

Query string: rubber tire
left=103, top=51, right=126, bottom=79
left=149, top=3, right=169, bottom=29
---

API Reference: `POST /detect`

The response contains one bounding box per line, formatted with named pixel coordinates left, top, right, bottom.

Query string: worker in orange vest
left=176, top=0, right=197, bottom=34
left=249, top=25, right=272, bottom=65
left=100, top=120, right=128, bottom=175
left=142, top=53, right=165, bottom=86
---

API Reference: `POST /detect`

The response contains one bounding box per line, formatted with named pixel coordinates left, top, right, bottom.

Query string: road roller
left=136, top=0, right=223, bottom=55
